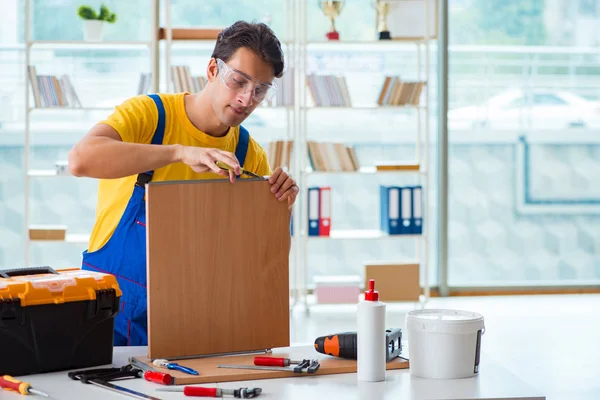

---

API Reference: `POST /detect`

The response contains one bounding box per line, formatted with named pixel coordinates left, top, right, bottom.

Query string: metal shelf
left=28, top=40, right=152, bottom=49
left=27, top=169, right=72, bottom=177
left=307, top=229, right=422, bottom=240
left=30, top=234, right=90, bottom=244
left=28, top=106, right=116, bottom=113
left=292, top=0, right=432, bottom=310
left=22, top=0, right=159, bottom=265
left=303, top=105, right=426, bottom=110
left=305, top=166, right=422, bottom=175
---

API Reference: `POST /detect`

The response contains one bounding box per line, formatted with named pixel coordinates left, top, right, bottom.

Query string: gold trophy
left=374, top=0, right=392, bottom=40
left=319, top=0, right=345, bottom=41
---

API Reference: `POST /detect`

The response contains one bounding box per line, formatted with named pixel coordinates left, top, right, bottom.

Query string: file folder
left=411, top=185, right=423, bottom=234
left=380, top=185, right=401, bottom=235
left=319, top=187, right=331, bottom=236
left=400, top=186, right=413, bottom=234
left=308, top=186, right=320, bottom=236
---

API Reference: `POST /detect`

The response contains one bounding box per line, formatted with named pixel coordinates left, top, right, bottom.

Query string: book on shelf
left=137, top=72, right=152, bottom=95
left=380, top=185, right=423, bottom=235
left=306, top=74, right=351, bottom=107
left=377, top=77, right=425, bottom=106
left=271, top=67, right=294, bottom=107
left=308, top=186, right=331, bottom=237
left=28, top=66, right=82, bottom=108
left=307, top=141, right=359, bottom=172
left=171, top=65, right=207, bottom=93
left=267, top=140, right=293, bottom=171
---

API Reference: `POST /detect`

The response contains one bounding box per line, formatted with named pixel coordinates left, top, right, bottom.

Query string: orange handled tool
left=0, top=376, right=49, bottom=397
left=314, top=332, right=358, bottom=359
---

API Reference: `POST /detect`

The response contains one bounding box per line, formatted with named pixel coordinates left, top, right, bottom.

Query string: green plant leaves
left=77, top=3, right=117, bottom=23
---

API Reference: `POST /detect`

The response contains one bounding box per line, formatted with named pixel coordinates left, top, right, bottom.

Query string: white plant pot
left=84, top=20, right=105, bottom=42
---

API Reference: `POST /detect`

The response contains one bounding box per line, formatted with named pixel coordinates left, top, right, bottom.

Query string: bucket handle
left=0, top=266, right=58, bottom=279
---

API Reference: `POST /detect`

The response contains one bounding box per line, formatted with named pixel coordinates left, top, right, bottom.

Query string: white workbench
left=13, top=347, right=545, bottom=400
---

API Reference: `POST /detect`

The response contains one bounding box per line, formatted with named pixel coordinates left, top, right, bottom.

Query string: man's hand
left=268, top=167, right=299, bottom=209
left=178, top=145, right=240, bottom=183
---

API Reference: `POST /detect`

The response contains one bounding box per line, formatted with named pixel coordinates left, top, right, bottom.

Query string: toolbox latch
left=0, top=298, right=23, bottom=327
left=88, top=289, right=119, bottom=319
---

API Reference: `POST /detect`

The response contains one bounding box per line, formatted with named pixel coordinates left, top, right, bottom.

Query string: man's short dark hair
left=212, top=20, right=284, bottom=79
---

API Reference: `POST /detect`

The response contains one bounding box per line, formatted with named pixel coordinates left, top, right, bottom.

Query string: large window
left=448, top=0, right=600, bottom=287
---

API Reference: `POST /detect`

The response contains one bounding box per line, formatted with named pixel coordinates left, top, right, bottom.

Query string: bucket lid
left=406, top=309, right=485, bottom=334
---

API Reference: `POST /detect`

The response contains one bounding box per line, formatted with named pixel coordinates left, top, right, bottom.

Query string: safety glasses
left=215, top=58, right=278, bottom=104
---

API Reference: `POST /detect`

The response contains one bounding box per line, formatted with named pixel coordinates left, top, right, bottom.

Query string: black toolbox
left=0, top=266, right=121, bottom=376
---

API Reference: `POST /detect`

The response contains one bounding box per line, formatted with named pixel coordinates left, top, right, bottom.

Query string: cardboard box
left=364, top=262, right=420, bottom=301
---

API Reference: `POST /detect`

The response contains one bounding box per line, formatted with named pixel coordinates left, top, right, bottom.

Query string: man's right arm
left=68, top=95, right=242, bottom=181
left=68, top=123, right=182, bottom=179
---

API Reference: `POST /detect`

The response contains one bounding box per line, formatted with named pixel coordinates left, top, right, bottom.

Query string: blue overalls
left=81, top=94, right=250, bottom=346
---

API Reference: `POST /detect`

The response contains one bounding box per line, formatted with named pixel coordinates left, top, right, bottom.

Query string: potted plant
left=77, top=4, right=117, bottom=42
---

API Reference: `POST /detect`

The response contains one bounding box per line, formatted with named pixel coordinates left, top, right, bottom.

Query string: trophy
left=374, top=0, right=392, bottom=40
left=319, top=0, right=345, bottom=41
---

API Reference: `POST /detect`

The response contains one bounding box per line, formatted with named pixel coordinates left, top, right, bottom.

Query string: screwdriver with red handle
left=0, top=375, right=50, bottom=397
left=156, top=386, right=262, bottom=398
left=253, top=356, right=302, bottom=367
left=128, top=356, right=174, bottom=385
left=143, top=370, right=173, bottom=385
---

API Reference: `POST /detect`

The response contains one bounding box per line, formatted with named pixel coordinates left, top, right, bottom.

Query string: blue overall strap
left=136, top=94, right=166, bottom=187
left=236, top=125, right=250, bottom=171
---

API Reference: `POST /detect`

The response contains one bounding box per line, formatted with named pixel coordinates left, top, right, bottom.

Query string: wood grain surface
left=133, top=345, right=409, bottom=385
left=146, top=179, right=292, bottom=359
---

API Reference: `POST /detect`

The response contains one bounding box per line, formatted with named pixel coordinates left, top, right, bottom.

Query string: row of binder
left=304, top=185, right=424, bottom=237
left=380, top=185, right=423, bottom=235
left=308, top=187, right=331, bottom=236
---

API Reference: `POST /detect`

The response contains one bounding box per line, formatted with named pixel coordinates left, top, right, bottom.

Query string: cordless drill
left=314, top=328, right=402, bottom=361
left=314, top=332, right=358, bottom=359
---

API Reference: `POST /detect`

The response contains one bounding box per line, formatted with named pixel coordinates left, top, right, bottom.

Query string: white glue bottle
left=357, top=279, right=386, bottom=382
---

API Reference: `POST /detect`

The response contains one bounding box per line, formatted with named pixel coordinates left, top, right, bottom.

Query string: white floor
left=289, top=293, right=600, bottom=400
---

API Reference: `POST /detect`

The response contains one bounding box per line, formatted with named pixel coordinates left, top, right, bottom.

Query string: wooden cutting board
left=132, top=345, right=409, bottom=385
left=145, top=178, right=292, bottom=359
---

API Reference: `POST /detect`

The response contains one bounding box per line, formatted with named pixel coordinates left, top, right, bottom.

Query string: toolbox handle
left=0, top=266, right=58, bottom=279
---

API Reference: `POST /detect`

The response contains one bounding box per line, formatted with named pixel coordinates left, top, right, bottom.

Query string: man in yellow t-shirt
left=67, top=21, right=298, bottom=346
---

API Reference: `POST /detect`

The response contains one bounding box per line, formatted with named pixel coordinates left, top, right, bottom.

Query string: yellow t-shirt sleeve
left=99, top=95, right=159, bottom=144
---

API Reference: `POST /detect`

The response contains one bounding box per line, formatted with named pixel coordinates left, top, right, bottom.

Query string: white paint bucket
left=406, top=309, right=485, bottom=379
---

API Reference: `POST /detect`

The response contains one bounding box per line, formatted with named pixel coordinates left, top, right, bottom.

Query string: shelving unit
left=291, top=0, right=433, bottom=310
left=22, top=0, right=159, bottom=265
left=19, top=0, right=433, bottom=302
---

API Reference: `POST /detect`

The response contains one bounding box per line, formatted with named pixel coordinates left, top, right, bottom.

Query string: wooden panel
left=132, top=345, right=409, bottom=385
left=364, top=262, right=421, bottom=301
left=146, top=179, right=291, bottom=359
